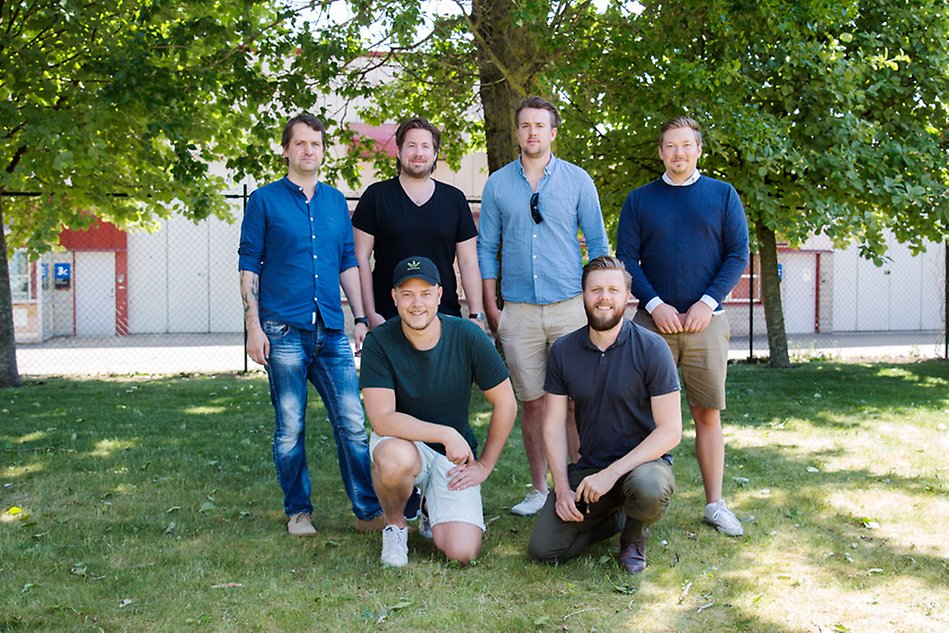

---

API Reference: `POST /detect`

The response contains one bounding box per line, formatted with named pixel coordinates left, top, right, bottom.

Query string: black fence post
left=242, top=183, right=248, bottom=373
left=749, top=253, right=754, bottom=361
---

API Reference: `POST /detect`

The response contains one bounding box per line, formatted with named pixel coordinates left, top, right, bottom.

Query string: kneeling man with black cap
left=359, top=256, right=517, bottom=567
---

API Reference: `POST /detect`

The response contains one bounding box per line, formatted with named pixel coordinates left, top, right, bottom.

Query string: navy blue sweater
left=616, top=176, right=749, bottom=313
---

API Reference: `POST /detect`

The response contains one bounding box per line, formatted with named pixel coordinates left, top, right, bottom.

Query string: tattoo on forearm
left=240, top=272, right=259, bottom=316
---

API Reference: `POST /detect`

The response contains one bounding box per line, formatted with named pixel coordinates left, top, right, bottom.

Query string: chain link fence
left=8, top=190, right=947, bottom=376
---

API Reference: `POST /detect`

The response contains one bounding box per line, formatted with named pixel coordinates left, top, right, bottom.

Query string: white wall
left=128, top=213, right=244, bottom=334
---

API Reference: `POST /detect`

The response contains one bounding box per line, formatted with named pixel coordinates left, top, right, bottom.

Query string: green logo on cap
left=407, top=260, right=421, bottom=271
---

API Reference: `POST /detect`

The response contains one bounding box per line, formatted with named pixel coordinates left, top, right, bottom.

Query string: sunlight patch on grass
left=724, top=538, right=949, bottom=632
left=2, top=463, right=45, bottom=478
left=14, top=430, right=49, bottom=444
left=89, top=438, right=137, bottom=457
left=183, top=405, right=227, bottom=415
left=827, top=488, right=949, bottom=558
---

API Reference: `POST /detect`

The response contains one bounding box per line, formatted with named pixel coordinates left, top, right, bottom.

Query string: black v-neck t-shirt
left=353, top=178, right=477, bottom=319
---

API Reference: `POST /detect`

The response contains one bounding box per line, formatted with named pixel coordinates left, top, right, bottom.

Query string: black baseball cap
left=392, top=256, right=441, bottom=288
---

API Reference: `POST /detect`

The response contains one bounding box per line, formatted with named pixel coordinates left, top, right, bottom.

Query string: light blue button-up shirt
left=478, top=156, right=609, bottom=304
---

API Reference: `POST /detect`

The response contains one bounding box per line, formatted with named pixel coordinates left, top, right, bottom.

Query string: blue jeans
left=263, top=319, right=382, bottom=521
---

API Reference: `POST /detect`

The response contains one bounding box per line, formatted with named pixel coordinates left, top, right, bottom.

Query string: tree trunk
left=755, top=219, right=791, bottom=368
left=471, top=0, right=534, bottom=173
left=0, top=196, right=23, bottom=387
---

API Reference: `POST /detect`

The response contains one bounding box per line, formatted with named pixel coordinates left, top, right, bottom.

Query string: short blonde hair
left=659, top=116, right=702, bottom=147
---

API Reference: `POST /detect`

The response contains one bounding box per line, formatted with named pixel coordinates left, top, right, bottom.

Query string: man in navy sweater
left=616, top=116, right=749, bottom=536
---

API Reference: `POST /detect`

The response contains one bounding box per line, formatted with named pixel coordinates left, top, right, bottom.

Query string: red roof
left=348, top=123, right=398, bottom=158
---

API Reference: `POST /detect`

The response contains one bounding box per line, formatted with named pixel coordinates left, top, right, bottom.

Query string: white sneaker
left=287, top=512, right=317, bottom=537
left=511, top=489, right=548, bottom=516
left=380, top=525, right=409, bottom=567
left=704, top=500, right=744, bottom=536
left=418, top=510, right=433, bottom=540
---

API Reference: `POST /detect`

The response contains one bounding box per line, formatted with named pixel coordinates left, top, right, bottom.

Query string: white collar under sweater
left=662, top=169, right=701, bottom=186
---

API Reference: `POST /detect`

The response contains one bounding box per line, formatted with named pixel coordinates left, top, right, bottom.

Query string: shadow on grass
left=725, top=360, right=948, bottom=430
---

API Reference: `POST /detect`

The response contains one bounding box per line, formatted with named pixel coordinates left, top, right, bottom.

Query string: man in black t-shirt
left=353, top=117, right=486, bottom=329
left=360, top=256, right=516, bottom=567
left=528, top=256, right=682, bottom=574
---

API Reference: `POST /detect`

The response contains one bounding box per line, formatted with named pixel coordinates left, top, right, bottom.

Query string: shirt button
left=314, top=274, right=319, bottom=279
left=311, top=235, right=315, bottom=239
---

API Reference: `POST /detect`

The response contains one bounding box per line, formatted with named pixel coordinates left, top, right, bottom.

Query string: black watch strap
left=354, top=316, right=369, bottom=327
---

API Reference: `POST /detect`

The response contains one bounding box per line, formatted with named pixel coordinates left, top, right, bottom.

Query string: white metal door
left=75, top=252, right=116, bottom=336
left=780, top=252, right=817, bottom=333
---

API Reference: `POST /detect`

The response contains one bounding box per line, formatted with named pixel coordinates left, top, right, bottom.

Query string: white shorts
left=370, top=432, right=485, bottom=531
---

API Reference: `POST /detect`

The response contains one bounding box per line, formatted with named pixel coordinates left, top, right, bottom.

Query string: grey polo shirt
left=545, top=319, right=680, bottom=469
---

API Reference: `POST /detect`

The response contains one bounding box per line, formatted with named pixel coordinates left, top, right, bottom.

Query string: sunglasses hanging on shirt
left=530, top=192, right=543, bottom=224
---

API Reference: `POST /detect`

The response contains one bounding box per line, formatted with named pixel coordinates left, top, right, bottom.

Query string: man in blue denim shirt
left=478, top=96, right=610, bottom=516
left=238, top=113, right=383, bottom=536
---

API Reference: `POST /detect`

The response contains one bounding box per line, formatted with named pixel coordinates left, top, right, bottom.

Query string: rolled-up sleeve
left=238, top=193, right=265, bottom=274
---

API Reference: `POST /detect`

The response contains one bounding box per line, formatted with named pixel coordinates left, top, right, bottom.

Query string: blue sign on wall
left=54, top=262, right=71, bottom=289
left=777, top=262, right=783, bottom=282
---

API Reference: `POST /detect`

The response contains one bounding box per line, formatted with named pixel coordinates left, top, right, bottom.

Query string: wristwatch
left=354, top=316, right=369, bottom=327
left=468, top=312, right=485, bottom=322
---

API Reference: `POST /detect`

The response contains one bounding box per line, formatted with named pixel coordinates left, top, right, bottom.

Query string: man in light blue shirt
left=478, top=96, right=609, bottom=516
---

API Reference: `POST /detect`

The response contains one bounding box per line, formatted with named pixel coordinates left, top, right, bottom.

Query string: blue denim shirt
left=478, top=156, right=609, bottom=304
left=238, top=177, right=357, bottom=331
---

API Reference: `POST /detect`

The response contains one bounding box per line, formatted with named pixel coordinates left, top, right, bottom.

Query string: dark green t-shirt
left=359, top=315, right=509, bottom=456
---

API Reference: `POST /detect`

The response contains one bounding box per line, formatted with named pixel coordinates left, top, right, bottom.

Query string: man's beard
left=585, top=302, right=625, bottom=331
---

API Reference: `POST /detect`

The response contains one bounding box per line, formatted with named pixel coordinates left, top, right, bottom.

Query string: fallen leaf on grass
left=375, top=600, right=413, bottom=624
left=867, top=568, right=884, bottom=575
left=677, top=581, right=692, bottom=604
left=733, top=477, right=750, bottom=487
left=164, top=521, right=176, bottom=534
left=199, top=501, right=216, bottom=513
left=166, top=506, right=181, bottom=513
left=861, top=519, right=880, bottom=530
left=806, top=466, right=820, bottom=473
left=119, top=598, right=133, bottom=608
left=611, top=581, right=637, bottom=595
left=210, top=582, right=243, bottom=589
left=22, top=582, right=37, bottom=592
left=696, top=602, right=715, bottom=613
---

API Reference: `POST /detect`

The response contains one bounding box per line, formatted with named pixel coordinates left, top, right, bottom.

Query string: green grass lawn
left=2, top=360, right=947, bottom=632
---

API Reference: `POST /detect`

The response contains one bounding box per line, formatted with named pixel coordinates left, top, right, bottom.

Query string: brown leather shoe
left=354, top=515, right=386, bottom=532
left=619, top=536, right=647, bottom=574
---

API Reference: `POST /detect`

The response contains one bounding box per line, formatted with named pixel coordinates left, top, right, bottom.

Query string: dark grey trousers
left=528, top=459, right=676, bottom=564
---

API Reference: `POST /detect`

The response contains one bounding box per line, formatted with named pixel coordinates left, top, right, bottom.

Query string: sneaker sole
left=704, top=517, right=744, bottom=537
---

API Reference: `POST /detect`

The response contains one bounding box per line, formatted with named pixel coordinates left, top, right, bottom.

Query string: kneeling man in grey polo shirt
left=528, top=256, right=682, bottom=574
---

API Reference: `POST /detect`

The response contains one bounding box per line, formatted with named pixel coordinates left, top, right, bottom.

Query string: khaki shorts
left=633, top=310, right=730, bottom=410
left=370, top=433, right=485, bottom=531
left=496, top=295, right=586, bottom=402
